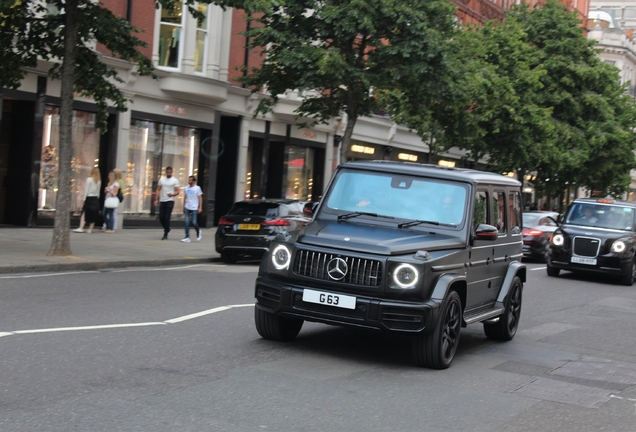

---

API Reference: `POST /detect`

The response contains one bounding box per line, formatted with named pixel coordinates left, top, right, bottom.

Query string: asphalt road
left=1, top=261, right=636, bottom=431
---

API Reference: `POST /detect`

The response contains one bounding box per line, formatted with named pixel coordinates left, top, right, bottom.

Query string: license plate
left=571, top=256, right=597, bottom=265
left=238, top=223, right=260, bottom=230
left=302, top=289, right=356, bottom=310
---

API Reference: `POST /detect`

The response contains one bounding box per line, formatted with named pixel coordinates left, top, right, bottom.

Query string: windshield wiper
left=398, top=219, right=456, bottom=229
left=338, top=211, right=393, bottom=221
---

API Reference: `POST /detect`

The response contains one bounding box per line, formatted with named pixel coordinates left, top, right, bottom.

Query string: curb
left=0, top=257, right=223, bottom=275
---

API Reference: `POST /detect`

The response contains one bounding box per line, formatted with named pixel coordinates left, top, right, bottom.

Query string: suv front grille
left=293, top=250, right=383, bottom=286
left=573, top=237, right=601, bottom=257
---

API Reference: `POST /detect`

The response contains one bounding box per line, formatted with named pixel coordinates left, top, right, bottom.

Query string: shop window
left=127, top=121, right=200, bottom=215
left=283, top=146, right=314, bottom=201
left=158, top=2, right=184, bottom=68
left=38, top=107, right=100, bottom=215
left=195, top=3, right=209, bottom=73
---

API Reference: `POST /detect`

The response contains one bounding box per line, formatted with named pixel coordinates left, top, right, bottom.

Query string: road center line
left=1, top=303, right=255, bottom=337
left=530, top=267, right=547, bottom=271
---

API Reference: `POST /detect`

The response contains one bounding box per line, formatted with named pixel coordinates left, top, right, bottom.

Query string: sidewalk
left=0, top=227, right=221, bottom=274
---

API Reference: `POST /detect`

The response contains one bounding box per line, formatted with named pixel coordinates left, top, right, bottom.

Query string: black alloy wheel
left=413, top=290, right=462, bottom=369
left=484, top=276, right=523, bottom=341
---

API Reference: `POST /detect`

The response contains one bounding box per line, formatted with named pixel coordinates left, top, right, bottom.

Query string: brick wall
left=228, top=10, right=265, bottom=87
left=96, top=0, right=155, bottom=60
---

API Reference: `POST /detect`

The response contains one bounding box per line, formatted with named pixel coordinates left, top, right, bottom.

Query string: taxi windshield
left=565, top=203, right=635, bottom=231
left=325, top=170, right=468, bottom=227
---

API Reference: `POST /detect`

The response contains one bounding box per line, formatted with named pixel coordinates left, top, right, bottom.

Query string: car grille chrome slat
left=293, top=250, right=383, bottom=287
left=573, top=236, right=601, bottom=258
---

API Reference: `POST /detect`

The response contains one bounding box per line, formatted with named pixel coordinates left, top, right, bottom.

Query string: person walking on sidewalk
left=102, top=170, right=120, bottom=233
left=154, top=166, right=180, bottom=240
left=74, top=167, right=101, bottom=233
left=181, top=175, right=203, bottom=243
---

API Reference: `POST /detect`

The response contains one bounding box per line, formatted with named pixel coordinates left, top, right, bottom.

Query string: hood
left=297, top=220, right=466, bottom=255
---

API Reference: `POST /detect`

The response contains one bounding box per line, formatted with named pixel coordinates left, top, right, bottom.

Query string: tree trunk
left=48, top=0, right=78, bottom=256
left=339, top=114, right=357, bottom=165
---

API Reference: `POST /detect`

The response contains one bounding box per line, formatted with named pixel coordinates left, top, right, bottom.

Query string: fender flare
left=431, top=273, right=467, bottom=302
left=496, top=261, right=526, bottom=304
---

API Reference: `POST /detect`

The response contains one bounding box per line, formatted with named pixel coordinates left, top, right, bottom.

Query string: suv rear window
left=229, top=203, right=281, bottom=217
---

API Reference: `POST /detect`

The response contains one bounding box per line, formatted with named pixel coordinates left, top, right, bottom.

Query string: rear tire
left=413, top=290, right=462, bottom=369
left=484, top=276, right=522, bottom=341
left=254, top=307, right=303, bottom=341
left=221, top=252, right=238, bottom=264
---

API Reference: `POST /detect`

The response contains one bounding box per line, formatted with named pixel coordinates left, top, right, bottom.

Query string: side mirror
left=303, top=202, right=319, bottom=216
left=474, top=224, right=499, bottom=241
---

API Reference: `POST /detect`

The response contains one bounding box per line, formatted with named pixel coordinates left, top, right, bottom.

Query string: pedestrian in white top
left=154, top=166, right=180, bottom=240
left=181, top=175, right=203, bottom=243
left=73, top=167, right=101, bottom=233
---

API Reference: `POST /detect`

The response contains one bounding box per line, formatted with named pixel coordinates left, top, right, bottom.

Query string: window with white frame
left=159, top=2, right=184, bottom=68
left=195, top=3, right=209, bottom=73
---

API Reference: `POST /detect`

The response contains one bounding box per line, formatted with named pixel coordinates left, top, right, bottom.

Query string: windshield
left=325, top=170, right=468, bottom=227
left=564, top=203, right=635, bottom=230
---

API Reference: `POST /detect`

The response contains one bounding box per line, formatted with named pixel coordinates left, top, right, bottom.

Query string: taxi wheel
left=413, top=290, right=461, bottom=369
left=620, top=258, right=636, bottom=286
left=546, top=263, right=560, bottom=277
left=484, top=276, right=522, bottom=341
left=254, top=307, right=303, bottom=341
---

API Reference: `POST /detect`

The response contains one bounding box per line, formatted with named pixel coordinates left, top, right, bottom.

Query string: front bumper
left=549, top=248, right=632, bottom=276
left=254, top=274, right=439, bottom=334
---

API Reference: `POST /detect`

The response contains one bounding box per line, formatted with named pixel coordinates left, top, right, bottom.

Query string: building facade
left=0, top=0, right=592, bottom=228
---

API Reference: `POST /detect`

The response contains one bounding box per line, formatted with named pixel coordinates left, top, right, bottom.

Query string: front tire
left=484, top=276, right=522, bottom=341
left=413, top=290, right=462, bottom=369
left=254, top=307, right=303, bottom=341
left=620, top=258, right=636, bottom=286
left=546, top=262, right=560, bottom=277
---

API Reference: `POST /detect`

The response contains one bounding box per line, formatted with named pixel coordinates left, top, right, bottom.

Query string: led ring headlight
left=551, top=234, right=564, bottom=246
left=392, top=263, right=419, bottom=289
left=271, top=245, right=291, bottom=270
left=612, top=240, right=626, bottom=253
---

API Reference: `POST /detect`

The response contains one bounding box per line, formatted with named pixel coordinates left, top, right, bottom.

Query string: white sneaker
left=197, top=232, right=202, bottom=241
left=87, top=229, right=92, bottom=234
left=73, top=229, right=85, bottom=233
left=181, top=237, right=191, bottom=243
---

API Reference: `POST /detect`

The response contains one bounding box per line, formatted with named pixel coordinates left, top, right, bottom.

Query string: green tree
left=240, top=0, right=457, bottom=162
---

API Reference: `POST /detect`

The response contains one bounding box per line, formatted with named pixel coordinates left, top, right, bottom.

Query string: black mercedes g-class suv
left=253, top=161, right=526, bottom=369
left=547, top=198, right=636, bottom=285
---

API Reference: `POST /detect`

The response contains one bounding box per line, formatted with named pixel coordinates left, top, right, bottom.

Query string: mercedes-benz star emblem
left=327, top=257, right=348, bottom=281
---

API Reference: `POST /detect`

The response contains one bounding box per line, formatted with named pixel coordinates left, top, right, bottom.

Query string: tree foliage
left=240, top=0, right=457, bottom=160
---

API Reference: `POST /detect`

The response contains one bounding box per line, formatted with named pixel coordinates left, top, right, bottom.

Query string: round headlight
left=551, top=234, right=564, bottom=246
left=392, top=263, right=419, bottom=289
left=271, top=245, right=291, bottom=270
left=612, top=240, right=626, bottom=253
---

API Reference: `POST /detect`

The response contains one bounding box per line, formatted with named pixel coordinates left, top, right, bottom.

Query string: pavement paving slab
left=0, top=227, right=221, bottom=274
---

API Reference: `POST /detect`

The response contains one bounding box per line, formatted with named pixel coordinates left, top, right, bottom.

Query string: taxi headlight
left=612, top=241, right=626, bottom=253
left=551, top=234, right=564, bottom=246
left=392, top=263, right=419, bottom=289
left=271, top=245, right=291, bottom=270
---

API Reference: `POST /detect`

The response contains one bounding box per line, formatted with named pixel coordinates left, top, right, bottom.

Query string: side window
left=492, top=191, right=506, bottom=234
left=508, top=190, right=522, bottom=235
left=473, top=190, right=488, bottom=231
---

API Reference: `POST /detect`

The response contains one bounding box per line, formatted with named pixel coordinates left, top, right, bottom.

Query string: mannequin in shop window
left=168, top=28, right=180, bottom=67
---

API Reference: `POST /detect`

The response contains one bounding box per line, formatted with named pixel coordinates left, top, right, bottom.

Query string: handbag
left=104, top=196, right=119, bottom=209
left=117, top=185, right=124, bottom=202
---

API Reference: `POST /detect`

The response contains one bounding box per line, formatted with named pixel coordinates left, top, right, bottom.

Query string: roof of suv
left=341, top=160, right=522, bottom=187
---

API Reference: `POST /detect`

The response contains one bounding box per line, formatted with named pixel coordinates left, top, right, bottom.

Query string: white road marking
left=1, top=303, right=255, bottom=338
left=530, top=267, right=547, bottom=271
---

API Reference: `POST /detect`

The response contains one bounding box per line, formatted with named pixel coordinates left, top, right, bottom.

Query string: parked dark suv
left=547, top=198, right=636, bottom=285
left=253, top=161, right=526, bottom=369
left=215, top=199, right=310, bottom=263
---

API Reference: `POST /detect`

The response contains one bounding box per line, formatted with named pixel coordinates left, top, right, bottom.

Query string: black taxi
left=547, top=198, right=636, bottom=285
left=253, top=161, right=526, bottom=369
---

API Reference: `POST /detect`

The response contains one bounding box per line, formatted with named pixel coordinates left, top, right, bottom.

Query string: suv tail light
left=218, top=217, right=234, bottom=225
left=522, top=229, right=542, bottom=236
left=262, top=218, right=290, bottom=226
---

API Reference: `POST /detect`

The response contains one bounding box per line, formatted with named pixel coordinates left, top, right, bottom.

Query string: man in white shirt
left=154, top=166, right=180, bottom=240
left=181, top=175, right=203, bottom=243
